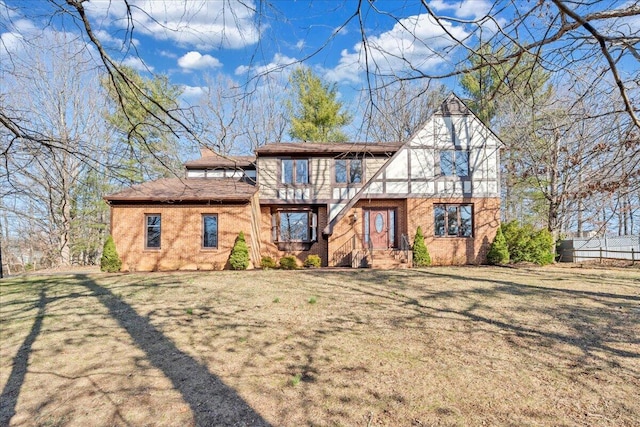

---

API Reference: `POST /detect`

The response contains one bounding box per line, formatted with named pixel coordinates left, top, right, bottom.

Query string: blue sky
left=1, top=1, right=505, bottom=101
left=1, top=1, right=637, bottom=112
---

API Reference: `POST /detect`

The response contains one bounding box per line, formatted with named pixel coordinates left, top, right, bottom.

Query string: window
left=272, top=210, right=318, bottom=243
left=202, top=215, right=218, bottom=249
left=335, top=159, right=363, bottom=184
left=145, top=214, right=161, bottom=248
left=434, top=204, right=473, bottom=237
left=282, top=159, right=309, bottom=184
left=440, top=150, right=469, bottom=177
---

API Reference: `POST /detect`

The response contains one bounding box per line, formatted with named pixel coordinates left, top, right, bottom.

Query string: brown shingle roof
left=255, top=142, right=401, bottom=156
left=104, top=178, right=257, bottom=203
left=184, top=153, right=255, bottom=169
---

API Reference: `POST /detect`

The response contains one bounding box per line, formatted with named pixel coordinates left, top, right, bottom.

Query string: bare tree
left=1, top=32, right=110, bottom=266
left=359, top=80, right=448, bottom=142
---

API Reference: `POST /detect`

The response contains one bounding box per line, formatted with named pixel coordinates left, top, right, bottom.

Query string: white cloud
left=429, top=0, right=492, bottom=19
left=159, top=50, right=178, bottom=58
left=178, top=51, right=222, bottom=70
left=181, top=85, right=206, bottom=103
left=84, top=0, right=261, bottom=50
left=295, top=39, right=305, bottom=50
left=234, top=52, right=298, bottom=76
left=325, top=13, right=468, bottom=84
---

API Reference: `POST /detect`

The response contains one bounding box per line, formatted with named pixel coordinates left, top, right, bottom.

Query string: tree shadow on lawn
left=0, top=274, right=270, bottom=427
left=304, top=268, right=640, bottom=361
left=0, top=288, right=46, bottom=426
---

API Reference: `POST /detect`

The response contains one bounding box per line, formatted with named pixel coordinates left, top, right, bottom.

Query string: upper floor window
left=335, top=159, right=363, bottom=184
left=145, top=214, right=161, bottom=249
left=202, top=214, right=218, bottom=249
left=282, top=159, right=309, bottom=184
left=434, top=204, right=473, bottom=237
left=440, top=150, right=469, bottom=177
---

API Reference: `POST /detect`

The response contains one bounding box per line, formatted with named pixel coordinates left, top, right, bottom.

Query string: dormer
left=184, top=149, right=256, bottom=183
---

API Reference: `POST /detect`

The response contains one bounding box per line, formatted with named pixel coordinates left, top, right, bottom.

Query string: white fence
left=558, top=235, right=640, bottom=263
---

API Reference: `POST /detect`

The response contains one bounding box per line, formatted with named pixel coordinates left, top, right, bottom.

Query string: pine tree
left=102, top=66, right=183, bottom=184
left=287, top=67, right=351, bottom=142
left=100, top=235, right=122, bottom=273
left=412, top=226, right=431, bottom=267
left=486, top=226, right=509, bottom=265
left=229, top=231, right=250, bottom=270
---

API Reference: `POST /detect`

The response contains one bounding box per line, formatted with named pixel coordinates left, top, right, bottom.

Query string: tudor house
left=104, top=94, right=502, bottom=271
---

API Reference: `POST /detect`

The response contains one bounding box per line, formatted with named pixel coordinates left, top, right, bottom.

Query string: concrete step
left=369, top=250, right=413, bottom=269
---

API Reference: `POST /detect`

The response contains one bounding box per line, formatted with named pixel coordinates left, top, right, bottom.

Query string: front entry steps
left=351, top=249, right=413, bottom=269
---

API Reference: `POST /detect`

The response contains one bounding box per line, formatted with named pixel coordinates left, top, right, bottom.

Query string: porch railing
left=400, top=234, right=411, bottom=262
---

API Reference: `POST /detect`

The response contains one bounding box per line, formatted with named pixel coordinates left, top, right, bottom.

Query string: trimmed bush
left=304, top=254, right=322, bottom=268
left=229, top=231, right=250, bottom=270
left=486, top=226, right=509, bottom=265
left=279, top=255, right=299, bottom=270
left=260, top=256, right=277, bottom=270
left=501, top=221, right=554, bottom=265
left=100, top=235, right=122, bottom=273
left=412, top=226, right=431, bottom=267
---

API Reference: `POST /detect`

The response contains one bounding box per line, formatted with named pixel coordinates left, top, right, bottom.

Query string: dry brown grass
left=1, top=265, right=639, bottom=426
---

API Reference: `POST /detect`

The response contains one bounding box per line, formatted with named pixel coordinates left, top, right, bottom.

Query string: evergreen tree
left=229, top=231, right=250, bottom=270
left=412, top=226, right=431, bottom=267
left=102, top=66, right=183, bottom=184
left=287, top=67, right=351, bottom=142
left=486, top=226, right=509, bottom=265
left=100, top=235, right=122, bottom=273
left=459, top=44, right=551, bottom=125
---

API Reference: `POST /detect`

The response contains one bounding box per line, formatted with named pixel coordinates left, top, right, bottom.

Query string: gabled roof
left=104, top=178, right=257, bottom=203
left=323, top=93, right=503, bottom=235
left=256, top=142, right=401, bottom=156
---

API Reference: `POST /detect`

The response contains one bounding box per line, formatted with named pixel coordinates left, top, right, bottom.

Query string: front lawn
left=1, top=266, right=639, bottom=426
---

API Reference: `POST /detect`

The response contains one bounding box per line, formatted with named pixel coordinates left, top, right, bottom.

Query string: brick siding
left=110, top=203, right=253, bottom=271
left=328, top=197, right=500, bottom=266
left=407, top=197, right=501, bottom=265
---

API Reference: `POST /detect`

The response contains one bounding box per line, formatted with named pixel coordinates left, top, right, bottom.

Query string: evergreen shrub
left=501, top=221, right=554, bottom=265
left=486, top=226, right=509, bottom=265
left=229, top=231, right=250, bottom=270
left=260, top=256, right=277, bottom=270
left=279, top=255, right=299, bottom=270
left=304, top=254, right=321, bottom=268
left=100, top=235, right=122, bottom=273
left=412, top=226, right=431, bottom=267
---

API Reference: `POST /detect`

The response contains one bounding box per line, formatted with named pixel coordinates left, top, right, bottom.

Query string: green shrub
left=229, top=231, right=250, bottom=270
left=303, top=254, right=321, bottom=268
left=260, top=256, right=277, bottom=270
left=412, top=226, right=431, bottom=267
left=279, top=255, right=299, bottom=270
left=501, top=221, right=554, bottom=265
left=486, top=226, right=509, bottom=265
left=100, top=235, right=122, bottom=273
